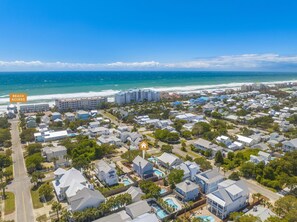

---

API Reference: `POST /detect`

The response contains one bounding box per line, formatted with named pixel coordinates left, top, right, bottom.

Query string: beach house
left=76, top=110, right=89, bottom=120
left=96, top=160, right=118, bottom=186
left=68, top=187, right=105, bottom=212
left=53, top=168, right=88, bottom=201
left=282, top=138, right=297, bottom=152
left=206, top=180, right=249, bottom=219
left=132, top=156, right=153, bottom=179
left=42, top=145, right=68, bottom=167
left=195, top=169, right=225, bottom=194
left=157, top=152, right=182, bottom=169
left=175, top=180, right=199, bottom=201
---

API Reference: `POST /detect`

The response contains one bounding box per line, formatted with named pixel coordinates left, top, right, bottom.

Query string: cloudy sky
left=1, top=0, right=297, bottom=71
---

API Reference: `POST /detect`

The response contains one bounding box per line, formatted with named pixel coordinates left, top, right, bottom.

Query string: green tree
left=215, top=151, right=224, bottom=165
left=168, top=169, right=183, bottom=188
left=273, top=195, right=297, bottom=218
left=26, top=143, right=43, bottom=155
left=194, top=157, right=212, bottom=171
left=161, top=144, right=173, bottom=153
left=52, top=201, right=62, bottom=221
left=228, top=172, right=240, bottom=181
left=39, top=183, right=53, bottom=201
left=139, top=180, right=161, bottom=199
left=25, top=153, right=44, bottom=173
left=192, top=122, right=211, bottom=136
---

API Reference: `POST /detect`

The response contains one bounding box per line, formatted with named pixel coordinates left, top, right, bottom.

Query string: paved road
left=242, top=178, right=282, bottom=203
left=220, top=170, right=282, bottom=203
left=7, top=117, right=34, bottom=222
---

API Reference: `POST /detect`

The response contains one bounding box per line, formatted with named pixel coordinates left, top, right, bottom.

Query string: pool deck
left=178, top=204, right=222, bottom=222
left=192, top=205, right=222, bottom=222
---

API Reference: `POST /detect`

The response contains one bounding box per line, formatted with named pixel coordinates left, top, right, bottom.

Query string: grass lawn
left=30, top=189, right=43, bottom=209
left=4, top=192, right=15, bottom=215
left=103, top=112, right=118, bottom=122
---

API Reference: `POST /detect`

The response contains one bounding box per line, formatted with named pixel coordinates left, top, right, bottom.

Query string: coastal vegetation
left=61, top=136, right=116, bottom=169
left=240, top=150, right=297, bottom=191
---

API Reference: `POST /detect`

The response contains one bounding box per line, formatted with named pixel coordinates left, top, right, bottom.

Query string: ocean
left=1, top=71, right=297, bottom=105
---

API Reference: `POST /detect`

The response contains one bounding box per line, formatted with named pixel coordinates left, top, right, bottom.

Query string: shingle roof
left=132, top=156, right=151, bottom=168
left=125, top=200, right=151, bottom=219
left=176, top=180, right=199, bottom=193
left=69, top=187, right=105, bottom=211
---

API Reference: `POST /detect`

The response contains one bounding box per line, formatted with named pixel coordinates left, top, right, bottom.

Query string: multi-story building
left=115, top=89, right=160, bottom=105
left=206, top=180, right=249, bottom=219
left=195, top=169, right=225, bottom=194
left=20, top=103, right=50, bottom=113
left=55, top=96, right=107, bottom=111
left=95, top=160, right=118, bottom=186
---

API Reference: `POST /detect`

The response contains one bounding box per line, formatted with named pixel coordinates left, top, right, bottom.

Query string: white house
left=206, top=180, right=249, bottom=219
left=250, top=151, right=271, bottom=165
left=96, top=160, right=118, bottom=186
left=236, top=135, right=256, bottom=146
left=173, top=161, right=200, bottom=181
left=53, top=168, right=88, bottom=201
left=52, top=112, right=62, bottom=121
left=157, top=153, right=182, bottom=169
left=216, top=135, right=232, bottom=146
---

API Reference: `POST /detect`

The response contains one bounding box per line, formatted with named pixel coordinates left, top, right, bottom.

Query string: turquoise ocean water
left=0, top=71, right=297, bottom=104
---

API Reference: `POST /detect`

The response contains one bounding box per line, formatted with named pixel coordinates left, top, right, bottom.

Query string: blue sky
left=1, top=0, right=297, bottom=70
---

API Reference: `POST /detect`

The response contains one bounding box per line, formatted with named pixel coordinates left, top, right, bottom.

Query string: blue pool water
left=123, top=178, right=132, bottom=186
left=153, top=169, right=164, bottom=177
left=148, top=157, right=157, bottom=163
left=152, top=204, right=168, bottom=219
left=165, top=198, right=178, bottom=209
left=196, top=215, right=215, bottom=222
left=160, top=188, right=167, bottom=194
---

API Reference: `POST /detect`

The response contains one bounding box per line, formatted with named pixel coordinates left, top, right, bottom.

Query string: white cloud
left=1, top=54, right=297, bottom=71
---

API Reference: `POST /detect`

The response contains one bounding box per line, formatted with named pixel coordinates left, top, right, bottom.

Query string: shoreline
left=1, top=79, right=297, bottom=110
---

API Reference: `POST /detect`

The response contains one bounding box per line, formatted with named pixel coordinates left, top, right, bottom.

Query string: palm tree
left=51, top=201, right=62, bottom=221
left=0, top=181, right=7, bottom=199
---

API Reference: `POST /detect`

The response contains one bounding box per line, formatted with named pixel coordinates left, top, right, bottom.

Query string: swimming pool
left=148, top=157, right=158, bottom=163
left=196, top=215, right=215, bottom=222
left=119, top=176, right=133, bottom=186
left=160, top=188, right=167, bottom=194
left=151, top=204, right=168, bottom=219
left=153, top=169, right=164, bottom=178
left=164, top=198, right=180, bottom=210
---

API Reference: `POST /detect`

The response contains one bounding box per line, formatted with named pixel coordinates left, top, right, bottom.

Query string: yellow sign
left=139, top=141, right=149, bottom=151
left=10, top=93, right=27, bottom=103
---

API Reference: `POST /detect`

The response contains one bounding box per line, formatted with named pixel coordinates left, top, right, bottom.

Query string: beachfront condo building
left=55, top=96, right=107, bottom=111
left=19, top=103, right=50, bottom=113
left=115, top=89, right=160, bottom=105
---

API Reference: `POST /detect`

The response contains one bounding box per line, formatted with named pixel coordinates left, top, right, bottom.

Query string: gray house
left=282, top=138, right=297, bottom=152
left=42, top=146, right=68, bottom=167
left=195, top=169, right=224, bottom=194
left=175, top=180, right=199, bottom=201
left=68, top=187, right=105, bottom=212
left=132, top=156, right=153, bottom=179
left=125, top=200, right=151, bottom=219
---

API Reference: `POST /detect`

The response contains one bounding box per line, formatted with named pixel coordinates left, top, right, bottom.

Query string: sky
left=1, top=0, right=297, bottom=71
